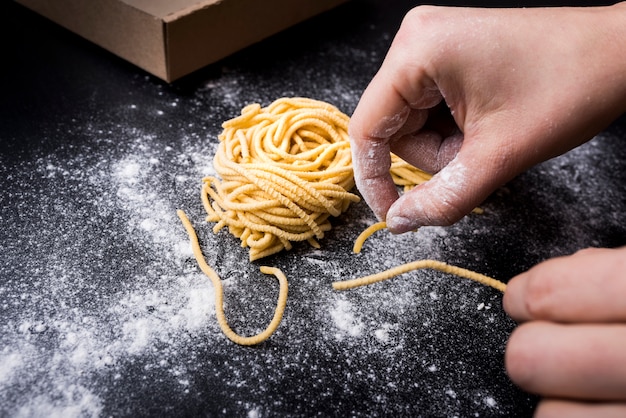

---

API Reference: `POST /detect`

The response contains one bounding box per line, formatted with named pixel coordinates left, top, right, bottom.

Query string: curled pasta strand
left=353, top=221, right=389, bottom=253
left=177, top=209, right=288, bottom=345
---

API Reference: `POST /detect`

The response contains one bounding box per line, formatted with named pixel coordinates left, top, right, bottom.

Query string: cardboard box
left=16, top=0, right=349, bottom=82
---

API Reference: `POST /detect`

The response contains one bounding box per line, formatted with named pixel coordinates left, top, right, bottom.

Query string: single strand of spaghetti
left=235, top=130, right=250, bottom=162
left=269, top=114, right=291, bottom=152
left=176, top=209, right=289, bottom=346
left=353, top=221, right=388, bottom=253
left=332, top=259, right=507, bottom=293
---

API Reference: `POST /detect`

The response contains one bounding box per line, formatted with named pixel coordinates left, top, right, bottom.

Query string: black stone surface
left=1, top=1, right=625, bottom=417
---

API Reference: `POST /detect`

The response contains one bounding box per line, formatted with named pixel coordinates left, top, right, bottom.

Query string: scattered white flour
left=329, top=297, right=364, bottom=339
left=373, top=323, right=395, bottom=343
left=484, top=396, right=497, bottom=408
left=0, top=125, right=221, bottom=416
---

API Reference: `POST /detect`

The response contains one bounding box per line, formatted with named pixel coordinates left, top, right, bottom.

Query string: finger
left=505, top=321, right=626, bottom=401
left=503, top=247, right=626, bottom=323
left=349, top=80, right=433, bottom=219
left=349, top=15, right=443, bottom=221
left=535, top=399, right=626, bottom=418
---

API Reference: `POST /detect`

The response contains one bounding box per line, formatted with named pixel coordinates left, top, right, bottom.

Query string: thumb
left=385, top=140, right=511, bottom=233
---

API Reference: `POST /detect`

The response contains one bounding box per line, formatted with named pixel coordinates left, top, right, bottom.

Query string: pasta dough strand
left=177, top=209, right=288, bottom=346
left=336, top=221, right=507, bottom=292
left=333, top=259, right=507, bottom=292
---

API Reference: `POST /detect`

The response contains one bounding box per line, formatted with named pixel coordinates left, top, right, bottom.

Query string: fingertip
left=385, top=190, right=426, bottom=233
left=503, top=272, right=531, bottom=322
left=386, top=215, right=418, bottom=234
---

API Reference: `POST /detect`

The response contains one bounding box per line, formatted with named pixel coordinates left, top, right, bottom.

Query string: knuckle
left=403, top=6, right=442, bottom=31
left=396, top=6, right=442, bottom=49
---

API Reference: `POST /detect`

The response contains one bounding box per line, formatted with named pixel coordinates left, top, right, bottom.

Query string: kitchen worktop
left=2, top=1, right=625, bottom=417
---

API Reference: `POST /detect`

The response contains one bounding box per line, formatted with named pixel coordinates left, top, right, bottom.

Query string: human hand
left=503, top=246, right=626, bottom=417
left=349, top=4, right=626, bottom=233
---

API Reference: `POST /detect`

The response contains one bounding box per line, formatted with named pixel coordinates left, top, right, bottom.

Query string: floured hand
left=349, top=4, right=626, bottom=233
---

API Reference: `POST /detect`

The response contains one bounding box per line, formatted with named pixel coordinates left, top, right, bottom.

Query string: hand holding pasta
left=349, top=4, right=626, bottom=233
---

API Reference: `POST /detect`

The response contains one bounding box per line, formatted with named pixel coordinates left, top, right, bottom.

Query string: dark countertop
left=2, top=1, right=625, bottom=417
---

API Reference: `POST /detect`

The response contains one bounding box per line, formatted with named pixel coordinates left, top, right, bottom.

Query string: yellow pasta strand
left=353, top=221, right=389, bottom=253
left=333, top=259, right=506, bottom=292
left=336, top=222, right=507, bottom=292
left=177, top=209, right=288, bottom=346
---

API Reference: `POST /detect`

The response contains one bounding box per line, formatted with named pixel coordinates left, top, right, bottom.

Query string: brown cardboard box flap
left=17, top=0, right=349, bottom=82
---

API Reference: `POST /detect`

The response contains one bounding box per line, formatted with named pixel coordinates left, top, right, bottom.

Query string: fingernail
left=386, top=216, right=416, bottom=234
